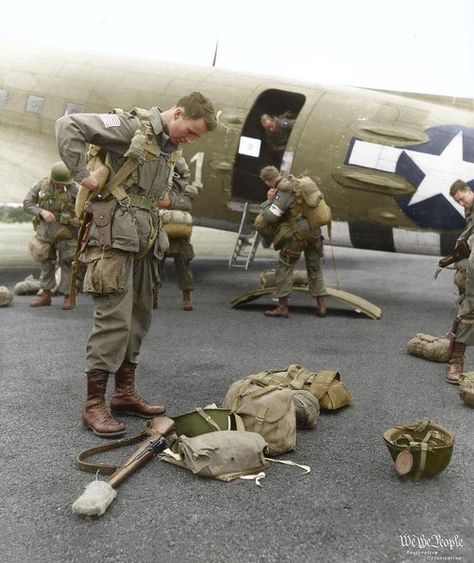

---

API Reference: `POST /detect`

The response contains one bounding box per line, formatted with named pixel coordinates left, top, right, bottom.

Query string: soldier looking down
left=23, top=161, right=79, bottom=310
left=446, top=179, right=474, bottom=384
left=255, top=165, right=327, bottom=318
left=56, top=92, right=217, bottom=438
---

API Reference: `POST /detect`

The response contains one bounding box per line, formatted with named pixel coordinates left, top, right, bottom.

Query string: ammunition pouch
left=84, top=198, right=117, bottom=248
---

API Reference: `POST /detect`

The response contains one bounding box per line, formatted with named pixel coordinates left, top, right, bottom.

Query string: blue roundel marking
left=395, top=125, right=474, bottom=231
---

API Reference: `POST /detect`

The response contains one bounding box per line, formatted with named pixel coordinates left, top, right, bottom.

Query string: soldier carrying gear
left=260, top=112, right=295, bottom=159
left=23, top=161, right=80, bottom=310
left=446, top=179, right=474, bottom=384
left=56, top=92, right=217, bottom=438
left=255, top=165, right=328, bottom=318
left=156, top=156, right=197, bottom=311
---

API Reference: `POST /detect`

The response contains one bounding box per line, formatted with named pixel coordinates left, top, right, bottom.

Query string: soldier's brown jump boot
left=30, top=289, right=51, bottom=307
left=264, top=296, right=289, bottom=318
left=82, top=370, right=126, bottom=438
left=111, top=361, right=166, bottom=418
left=62, top=295, right=72, bottom=310
left=182, top=290, right=193, bottom=311
left=446, top=340, right=466, bottom=385
left=315, top=296, right=327, bottom=317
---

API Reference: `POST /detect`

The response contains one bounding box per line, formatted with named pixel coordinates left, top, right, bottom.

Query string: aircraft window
left=65, top=102, right=85, bottom=115
left=0, top=89, right=7, bottom=109
left=238, top=136, right=261, bottom=158
left=25, top=95, right=44, bottom=114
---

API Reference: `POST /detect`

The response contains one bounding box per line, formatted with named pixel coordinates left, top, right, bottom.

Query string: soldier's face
left=168, top=110, right=208, bottom=144
left=453, top=188, right=474, bottom=209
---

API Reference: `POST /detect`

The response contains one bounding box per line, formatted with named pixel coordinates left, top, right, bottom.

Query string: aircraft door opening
left=231, top=89, right=305, bottom=204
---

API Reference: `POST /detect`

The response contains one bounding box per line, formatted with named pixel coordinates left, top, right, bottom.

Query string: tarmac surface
left=0, top=235, right=473, bottom=563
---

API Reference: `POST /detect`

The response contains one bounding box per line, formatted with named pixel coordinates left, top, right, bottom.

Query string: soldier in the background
left=446, top=179, right=474, bottom=384
left=260, top=111, right=296, bottom=159
left=255, top=165, right=327, bottom=318
left=23, top=161, right=79, bottom=310
left=157, top=157, right=197, bottom=311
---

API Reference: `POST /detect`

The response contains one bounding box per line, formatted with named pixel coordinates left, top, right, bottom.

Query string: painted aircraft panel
left=1, top=41, right=474, bottom=256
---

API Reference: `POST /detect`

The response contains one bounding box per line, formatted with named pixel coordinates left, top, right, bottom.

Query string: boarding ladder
left=228, top=202, right=261, bottom=269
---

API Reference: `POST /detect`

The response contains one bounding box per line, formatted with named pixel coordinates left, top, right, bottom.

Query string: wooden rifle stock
left=107, top=416, right=175, bottom=488
left=438, top=241, right=470, bottom=269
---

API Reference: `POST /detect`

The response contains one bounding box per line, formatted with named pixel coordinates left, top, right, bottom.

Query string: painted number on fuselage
left=190, top=152, right=204, bottom=189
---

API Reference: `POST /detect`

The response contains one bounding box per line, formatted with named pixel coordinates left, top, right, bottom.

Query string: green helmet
left=50, top=161, right=73, bottom=184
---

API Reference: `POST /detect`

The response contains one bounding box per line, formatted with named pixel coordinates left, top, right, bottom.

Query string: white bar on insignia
left=238, top=136, right=261, bottom=158
left=349, top=141, right=402, bottom=172
left=393, top=228, right=440, bottom=255
left=325, top=221, right=351, bottom=247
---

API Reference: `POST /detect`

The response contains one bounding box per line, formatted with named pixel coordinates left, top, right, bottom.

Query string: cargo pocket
left=80, top=247, right=130, bottom=295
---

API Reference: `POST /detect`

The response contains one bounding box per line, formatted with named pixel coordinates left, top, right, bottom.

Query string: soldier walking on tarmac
left=56, top=92, right=217, bottom=437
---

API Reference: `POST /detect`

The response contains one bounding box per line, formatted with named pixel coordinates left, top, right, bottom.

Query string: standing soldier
left=23, top=161, right=79, bottom=310
left=255, top=165, right=327, bottom=318
left=56, top=92, right=217, bottom=438
left=446, top=179, right=474, bottom=384
left=157, top=156, right=197, bottom=311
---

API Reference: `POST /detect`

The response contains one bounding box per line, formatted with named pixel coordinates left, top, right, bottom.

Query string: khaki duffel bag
left=459, top=372, right=474, bottom=408
left=160, top=210, right=192, bottom=240
left=406, top=333, right=450, bottom=363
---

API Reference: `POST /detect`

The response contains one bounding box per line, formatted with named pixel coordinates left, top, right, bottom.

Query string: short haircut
left=177, top=91, right=217, bottom=131
left=259, top=165, right=280, bottom=182
left=450, top=179, right=470, bottom=198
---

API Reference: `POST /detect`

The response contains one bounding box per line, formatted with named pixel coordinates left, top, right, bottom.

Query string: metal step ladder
left=228, top=202, right=261, bottom=269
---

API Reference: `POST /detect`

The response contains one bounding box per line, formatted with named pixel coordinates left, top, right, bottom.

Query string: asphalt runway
left=0, top=247, right=472, bottom=563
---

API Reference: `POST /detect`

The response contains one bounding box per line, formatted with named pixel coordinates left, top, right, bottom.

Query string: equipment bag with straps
left=235, top=364, right=353, bottom=411
left=222, top=382, right=296, bottom=455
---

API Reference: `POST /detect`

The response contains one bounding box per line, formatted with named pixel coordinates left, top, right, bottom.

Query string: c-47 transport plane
left=1, top=40, right=473, bottom=256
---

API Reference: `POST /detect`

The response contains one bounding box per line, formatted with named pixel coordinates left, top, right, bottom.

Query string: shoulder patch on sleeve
left=100, top=114, right=121, bottom=128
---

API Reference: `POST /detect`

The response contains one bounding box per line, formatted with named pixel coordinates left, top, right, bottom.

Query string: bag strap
left=76, top=430, right=148, bottom=474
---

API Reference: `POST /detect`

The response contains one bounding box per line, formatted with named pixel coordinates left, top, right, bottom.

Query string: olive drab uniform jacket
left=455, top=202, right=474, bottom=345
left=23, top=178, right=80, bottom=242
left=55, top=107, right=179, bottom=256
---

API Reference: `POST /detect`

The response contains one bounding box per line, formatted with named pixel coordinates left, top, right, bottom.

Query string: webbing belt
left=128, top=193, right=156, bottom=211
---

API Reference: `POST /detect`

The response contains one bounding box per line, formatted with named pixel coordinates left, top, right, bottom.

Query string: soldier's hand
left=80, top=168, right=102, bottom=192
left=157, top=193, right=171, bottom=209
left=267, top=187, right=277, bottom=201
left=40, top=209, right=56, bottom=223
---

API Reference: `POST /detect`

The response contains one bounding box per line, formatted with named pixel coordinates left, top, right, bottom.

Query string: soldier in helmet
left=23, top=161, right=80, bottom=310
left=256, top=165, right=327, bottom=318
left=156, top=156, right=197, bottom=311
left=446, top=179, right=474, bottom=384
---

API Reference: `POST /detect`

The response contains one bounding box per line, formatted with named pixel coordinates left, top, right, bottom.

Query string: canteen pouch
left=222, top=384, right=296, bottom=455
left=174, top=431, right=269, bottom=480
